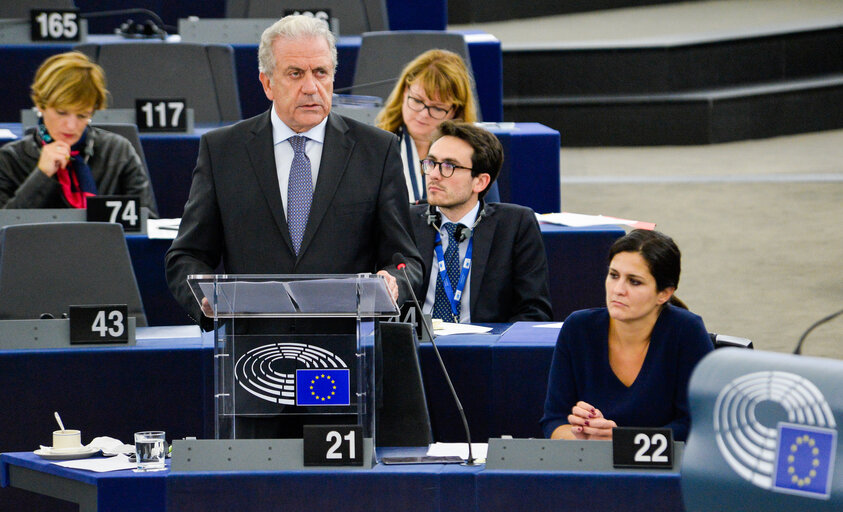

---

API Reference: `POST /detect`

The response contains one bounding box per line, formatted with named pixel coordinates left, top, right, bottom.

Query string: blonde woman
left=0, top=51, right=157, bottom=214
left=376, top=49, right=489, bottom=203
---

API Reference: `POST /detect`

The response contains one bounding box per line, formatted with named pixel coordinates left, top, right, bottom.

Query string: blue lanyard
left=402, top=127, right=425, bottom=202
left=434, top=229, right=473, bottom=319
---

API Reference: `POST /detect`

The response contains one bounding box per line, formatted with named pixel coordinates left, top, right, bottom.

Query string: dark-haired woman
left=540, top=229, right=713, bottom=441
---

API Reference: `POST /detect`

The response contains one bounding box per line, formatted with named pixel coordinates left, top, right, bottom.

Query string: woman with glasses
left=375, top=49, right=481, bottom=204
left=0, top=52, right=157, bottom=214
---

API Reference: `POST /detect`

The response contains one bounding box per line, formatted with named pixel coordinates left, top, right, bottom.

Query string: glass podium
left=187, top=274, right=399, bottom=444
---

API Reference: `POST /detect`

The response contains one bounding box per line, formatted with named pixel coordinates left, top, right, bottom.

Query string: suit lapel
left=469, top=203, right=495, bottom=314
left=246, top=110, right=295, bottom=253
left=297, top=114, right=352, bottom=257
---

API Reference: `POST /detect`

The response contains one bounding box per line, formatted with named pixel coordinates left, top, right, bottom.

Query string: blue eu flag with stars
left=773, top=422, right=836, bottom=499
left=295, top=369, right=350, bottom=406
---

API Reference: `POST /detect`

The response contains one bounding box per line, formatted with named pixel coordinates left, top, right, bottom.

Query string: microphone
left=793, top=307, right=843, bottom=355
left=81, top=8, right=170, bottom=39
left=333, top=77, right=400, bottom=94
left=392, top=253, right=475, bottom=465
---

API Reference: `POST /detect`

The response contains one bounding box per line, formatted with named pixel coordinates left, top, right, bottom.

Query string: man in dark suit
left=166, top=15, right=422, bottom=329
left=410, top=121, right=552, bottom=323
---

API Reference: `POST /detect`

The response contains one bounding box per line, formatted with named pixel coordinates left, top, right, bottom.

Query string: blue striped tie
left=287, top=135, right=312, bottom=255
left=432, top=222, right=462, bottom=322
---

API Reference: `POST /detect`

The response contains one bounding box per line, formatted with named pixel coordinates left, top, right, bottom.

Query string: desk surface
left=1, top=447, right=682, bottom=512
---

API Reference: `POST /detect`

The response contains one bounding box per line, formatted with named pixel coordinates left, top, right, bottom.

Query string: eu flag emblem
left=295, top=369, right=351, bottom=406
left=773, top=422, right=836, bottom=499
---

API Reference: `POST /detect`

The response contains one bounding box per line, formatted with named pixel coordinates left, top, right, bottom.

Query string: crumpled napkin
left=87, top=436, right=135, bottom=456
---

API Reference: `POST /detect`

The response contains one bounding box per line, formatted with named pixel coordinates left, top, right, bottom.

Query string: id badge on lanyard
left=434, top=231, right=473, bottom=319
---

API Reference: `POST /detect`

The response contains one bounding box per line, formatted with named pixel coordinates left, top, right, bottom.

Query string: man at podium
left=166, top=15, right=422, bottom=330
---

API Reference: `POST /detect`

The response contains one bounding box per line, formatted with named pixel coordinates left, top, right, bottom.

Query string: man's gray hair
left=258, top=15, right=338, bottom=77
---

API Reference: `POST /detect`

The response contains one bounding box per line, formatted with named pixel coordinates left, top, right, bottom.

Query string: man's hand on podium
left=201, top=297, right=213, bottom=317
left=376, top=270, right=399, bottom=302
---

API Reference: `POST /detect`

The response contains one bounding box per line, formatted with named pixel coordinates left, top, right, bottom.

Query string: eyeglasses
left=406, top=94, right=453, bottom=120
left=420, top=158, right=473, bottom=178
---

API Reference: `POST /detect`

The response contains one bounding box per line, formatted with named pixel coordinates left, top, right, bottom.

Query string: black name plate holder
left=303, top=425, right=364, bottom=466
left=612, top=427, right=674, bottom=469
left=69, top=305, right=129, bottom=345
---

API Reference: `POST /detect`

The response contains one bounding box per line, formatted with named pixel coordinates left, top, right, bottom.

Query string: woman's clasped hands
left=568, top=401, right=617, bottom=440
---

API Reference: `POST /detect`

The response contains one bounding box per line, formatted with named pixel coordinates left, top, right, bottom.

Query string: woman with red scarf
left=0, top=52, right=157, bottom=215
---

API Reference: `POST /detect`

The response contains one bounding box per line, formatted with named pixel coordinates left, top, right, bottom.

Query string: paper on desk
left=0, top=129, right=17, bottom=139
left=434, top=323, right=492, bottom=336
left=536, top=322, right=564, bottom=329
left=147, top=218, right=181, bottom=239
left=537, top=212, right=655, bottom=230
left=54, top=454, right=136, bottom=472
left=427, top=442, right=488, bottom=461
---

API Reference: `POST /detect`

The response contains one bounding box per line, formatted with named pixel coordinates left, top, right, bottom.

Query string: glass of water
left=134, top=431, right=166, bottom=472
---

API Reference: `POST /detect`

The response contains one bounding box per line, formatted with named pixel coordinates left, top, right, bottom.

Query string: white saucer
left=34, top=446, right=100, bottom=460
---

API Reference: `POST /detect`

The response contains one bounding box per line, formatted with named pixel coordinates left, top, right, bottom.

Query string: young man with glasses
left=409, top=121, right=552, bottom=324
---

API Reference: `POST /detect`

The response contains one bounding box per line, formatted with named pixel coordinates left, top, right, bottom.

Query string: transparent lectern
left=187, top=274, right=398, bottom=444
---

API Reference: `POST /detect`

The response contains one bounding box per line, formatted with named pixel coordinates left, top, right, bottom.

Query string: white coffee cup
left=53, top=429, right=82, bottom=449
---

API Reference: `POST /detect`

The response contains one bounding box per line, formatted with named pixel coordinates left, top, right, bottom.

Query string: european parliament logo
left=773, top=423, right=836, bottom=499
left=296, top=369, right=351, bottom=406
left=235, top=342, right=350, bottom=406
left=713, top=370, right=838, bottom=499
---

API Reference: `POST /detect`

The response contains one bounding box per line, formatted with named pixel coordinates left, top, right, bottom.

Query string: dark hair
left=431, top=120, right=502, bottom=199
left=608, top=229, right=688, bottom=309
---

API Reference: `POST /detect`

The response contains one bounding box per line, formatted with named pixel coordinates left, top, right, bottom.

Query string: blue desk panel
left=418, top=323, right=564, bottom=443
left=0, top=331, right=214, bottom=452
left=125, top=235, right=193, bottom=326
left=166, top=461, right=480, bottom=512
left=1, top=452, right=167, bottom=512
left=476, top=470, right=683, bottom=512
left=540, top=223, right=626, bottom=320
left=0, top=32, right=500, bottom=124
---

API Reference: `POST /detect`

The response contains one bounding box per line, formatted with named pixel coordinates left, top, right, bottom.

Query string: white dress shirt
left=270, top=107, right=328, bottom=218
left=399, top=127, right=424, bottom=203
left=422, top=201, right=480, bottom=323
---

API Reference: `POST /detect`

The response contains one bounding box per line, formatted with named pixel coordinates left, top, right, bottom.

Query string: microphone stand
left=395, top=258, right=475, bottom=465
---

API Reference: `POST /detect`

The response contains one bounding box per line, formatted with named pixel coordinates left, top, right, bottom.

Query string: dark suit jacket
left=166, top=110, right=423, bottom=329
left=410, top=202, right=552, bottom=323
